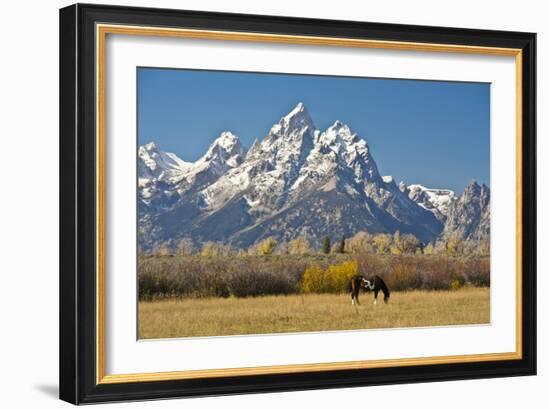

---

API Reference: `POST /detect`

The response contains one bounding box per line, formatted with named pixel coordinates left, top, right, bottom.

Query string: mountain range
left=138, top=102, right=490, bottom=251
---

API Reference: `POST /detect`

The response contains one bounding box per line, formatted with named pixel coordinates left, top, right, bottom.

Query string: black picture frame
left=60, top=3, right=536, bottom=404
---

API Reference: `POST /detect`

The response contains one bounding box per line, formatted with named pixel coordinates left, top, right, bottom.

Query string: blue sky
left=138, top=67, right=490, bottom=193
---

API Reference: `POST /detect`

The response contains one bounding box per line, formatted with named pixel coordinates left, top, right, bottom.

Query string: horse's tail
left=375, top=275, right=390, bottom=303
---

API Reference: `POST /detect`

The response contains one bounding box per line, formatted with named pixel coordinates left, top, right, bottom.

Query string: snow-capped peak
left=319, top=120, right=359, bottom=148
left=312, top=119, right=379, bottom=183
left=409, top=184, right=455, bottom=197
left=325, top=120, right=352, bottom=138
left=407, top=184, right=456, bottom=220
left=269, top=102, right=315, bottom=140
left=329, top=120, right=351, bottom=134
left=185, top=131, right=245, bottom=182
left=203, top=131, right=243, bottom=158
left=142, top=141, right=159, bottom=151
left=137, top=132, right=247, bottom=207
left=283, top=101, right=308, bottom=122
left=212, top=131, right=240, bottom=151
left=138, top=141, right=192, bottom=179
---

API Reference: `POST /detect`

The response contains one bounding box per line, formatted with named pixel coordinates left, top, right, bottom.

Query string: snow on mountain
left=202, top=107, right=383, bottom=217
left=138, top=102, right=449, bottom=250
left=138, top=132, right=245, bottom=205
left=406, top=184, right=456, bottom=222
left=180, top=131, right=245, bottom=189
left=201, top=102, right=317, bottom=213
left=138, top=141, right=192, bottom=184
left=138, top=142, right=192, bottom=206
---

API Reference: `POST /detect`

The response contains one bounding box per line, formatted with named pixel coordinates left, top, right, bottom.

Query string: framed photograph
left=59, top=3, right=536, bottom=404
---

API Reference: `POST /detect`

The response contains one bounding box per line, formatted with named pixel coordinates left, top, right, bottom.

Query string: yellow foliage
left=301, top=266, right=326, bottom=294
left=288, top=237, right=312, bottom=255
left=373, top=234, right=391, bottom=254
left=423, top=243, right=435, bottom=255
left=301, top=261, right=358, bottom=293
left=154, top=243, right=172, bottom=256
left=327, top=261, right=359, bottom=292
left=445, top=238, right=464, bottom=256
left=201, top=241, right=233, bottom=257
left=450, top=279, right=463, bottom=291
left=257, top=237, right=277, bottom=255
left=390, top=246, right=402, bottom=255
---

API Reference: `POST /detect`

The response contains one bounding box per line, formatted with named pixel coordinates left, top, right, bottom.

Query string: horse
left=348, top=275, right=390, bottom=306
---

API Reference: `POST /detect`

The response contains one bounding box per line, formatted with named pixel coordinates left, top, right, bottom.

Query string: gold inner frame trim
left=95, top=23, right=523, bottom=385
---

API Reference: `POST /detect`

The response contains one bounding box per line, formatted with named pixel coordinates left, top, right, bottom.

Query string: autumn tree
left=153, top=242, right=172, bottom=256
left=346, top=231, right=373, bottom=254
left=257, top=237, right=277, bottom=255
left=478, top=239, right=490, bottom=256
left=201, top=241, right=233, bottom=257
left=176, top=238, right=194, bottom=256
left=445, top=237, right=464, bottom=257
left=390, top=231, right=403, bottom=254
left=401, top=234, right=421, bottom=254
left=373, top=233, right=392, bottom=254
left=288, top=237, right=312, bottom=255
left=423, top=242, right=435, bottom=255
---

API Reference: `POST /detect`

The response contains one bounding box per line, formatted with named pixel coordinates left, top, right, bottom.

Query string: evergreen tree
left=322, top=236, right=331, bottom=254
left=338, top=235, right=346, bottom=253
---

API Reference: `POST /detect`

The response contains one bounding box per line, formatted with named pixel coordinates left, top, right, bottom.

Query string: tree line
left=144, top=230, right=489, bottom=258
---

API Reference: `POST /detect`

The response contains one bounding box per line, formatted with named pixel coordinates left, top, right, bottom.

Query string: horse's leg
left=351, top=287, right=358, bottom=305
left=353, top=289, right=360, bottom=306
left=374, top=289, right=379, bottom=305
left=351, top=279, right=361, bottom=306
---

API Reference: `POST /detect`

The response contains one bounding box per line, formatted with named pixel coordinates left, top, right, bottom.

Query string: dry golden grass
left=138, top=287, right=489, bottom=339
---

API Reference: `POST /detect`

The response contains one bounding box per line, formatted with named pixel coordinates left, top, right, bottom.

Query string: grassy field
left=138, top=287, right=489, bottom=339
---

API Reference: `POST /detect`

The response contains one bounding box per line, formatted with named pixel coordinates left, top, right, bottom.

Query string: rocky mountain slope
left=138, top=103, right=489, bottom=250
left=441, top=181, right=490, bottom=241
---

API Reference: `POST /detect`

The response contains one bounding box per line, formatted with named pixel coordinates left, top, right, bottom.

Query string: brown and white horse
left=348, top=275, right=390, bottom=305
